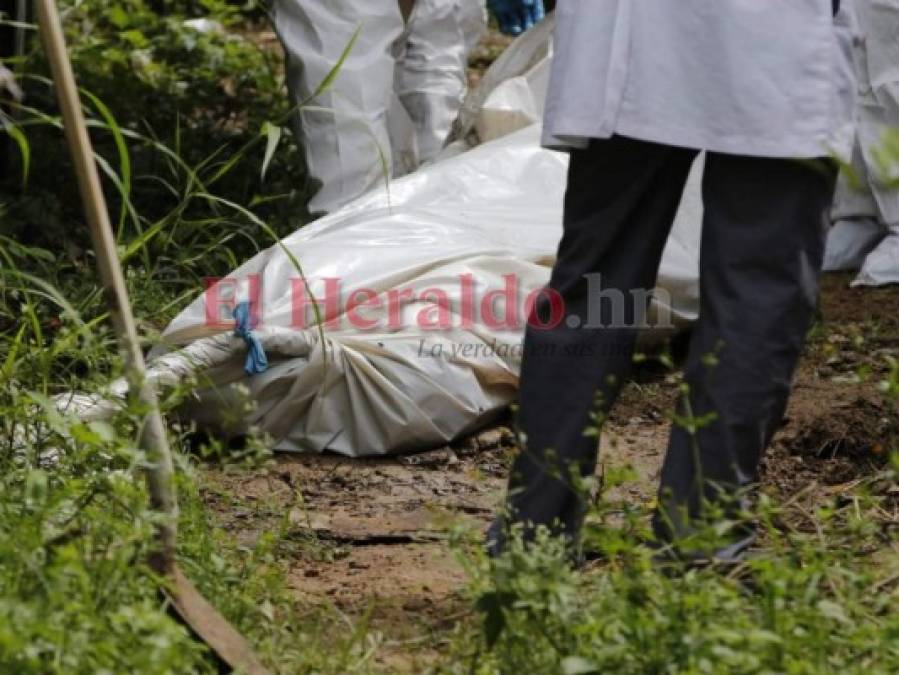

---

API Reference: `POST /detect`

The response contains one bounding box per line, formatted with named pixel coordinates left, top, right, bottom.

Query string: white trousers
left=272, top=0, right=486, bottom=214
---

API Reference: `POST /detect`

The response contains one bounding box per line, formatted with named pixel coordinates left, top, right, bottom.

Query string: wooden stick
left=33, top=0, right=177, bottom=567
left=34, top=2, right=269, bottom=672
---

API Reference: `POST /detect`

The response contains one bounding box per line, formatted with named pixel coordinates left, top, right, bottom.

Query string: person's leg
left=654, top=153, right=837, bottom=552
left=395, top=0, right=487, bottom=164
left=491, top=136, right=698, bottom=553
left=271, top=0, right=405, bottom=213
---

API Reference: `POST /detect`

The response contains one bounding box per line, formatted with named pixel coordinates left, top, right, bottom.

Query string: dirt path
left=201, top=274, right=899, bottom=669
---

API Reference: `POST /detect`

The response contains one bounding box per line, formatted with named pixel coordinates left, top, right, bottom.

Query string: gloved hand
left=233, top=301, right=268, bottom=376
left=488, top=0, right=545, bottom=36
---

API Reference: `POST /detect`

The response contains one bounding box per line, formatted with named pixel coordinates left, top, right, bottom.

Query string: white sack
left=827, top=0, right=899, bottom=284
left=824, top=217, right=886, bottom=271
left=62, top=21, right=702, bottom=457
left=451, top=14, right=555, bottom=146
left=854, top=226, right=899, bottom=285
left=143, top=125, right=700, bottom=456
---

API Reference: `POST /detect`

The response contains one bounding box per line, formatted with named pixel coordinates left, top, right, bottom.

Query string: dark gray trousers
left=495, top=136, right=835, bottom=551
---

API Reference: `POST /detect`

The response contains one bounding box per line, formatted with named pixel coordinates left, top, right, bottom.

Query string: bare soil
left=201, top=274, right=899, bottom=669
left=191, top=23, right=899, bottom=669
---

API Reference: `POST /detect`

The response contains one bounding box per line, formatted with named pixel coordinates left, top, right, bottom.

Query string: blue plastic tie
left=233, top=301, right=268, bottom=376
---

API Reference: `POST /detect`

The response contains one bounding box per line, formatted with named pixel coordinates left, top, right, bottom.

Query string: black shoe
left=649, top=531, right=757, bottom=571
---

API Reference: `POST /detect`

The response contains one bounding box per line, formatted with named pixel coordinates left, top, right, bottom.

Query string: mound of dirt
left=786, top=395, right=898, bottom=461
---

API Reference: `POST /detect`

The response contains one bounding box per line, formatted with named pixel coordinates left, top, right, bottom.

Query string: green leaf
left=6, top=270, right=83, bottom=325
left=88, top=421, right=116, bottom=443
left=81, top=88, right=134, bottom=241
left=25, top=469, right=49, bottom=508
left=303, top=25, right=361, bottom=104
left=4, top=122, right=30, bottom=186
left=120, top=217, right=169, bottom=264
left=818, top=599, right=850, bottom=624
left=1, top=323, right=27, bottom=382
left=120, top=30, right=149, bottom=48
left=561, top=656, right=599, bottom=675
left=476, top=591, right=511, bottom=648
left=260, top=122, right=282, bottom=182
left=108, top=5, right=130, bottom=28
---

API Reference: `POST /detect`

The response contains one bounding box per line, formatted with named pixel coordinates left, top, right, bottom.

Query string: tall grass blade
left=3, top=121, right=30, bottom=186
left=260, top=121, right=282, bottom=182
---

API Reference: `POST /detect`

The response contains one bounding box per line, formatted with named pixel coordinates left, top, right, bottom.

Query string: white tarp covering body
left=150, top=124, right=701, bottom=456
left=66, top=21, right=703, bottom=457
left=826, top=0, right=899, bottom=285
left=272, top=0, right=487, bottom=214
left=450, top=15, right=555, bottom=146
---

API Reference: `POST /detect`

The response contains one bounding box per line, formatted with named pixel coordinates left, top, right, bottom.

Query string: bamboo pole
left=15, top=0, right=28, bottom=58
left=34, top=1, right=268, bottom=671
left=33, top=0, right=178, bottom=568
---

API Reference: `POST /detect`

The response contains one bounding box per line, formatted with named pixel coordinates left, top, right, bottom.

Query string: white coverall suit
left=272, top=0, right=487, bottom=214
left=826, top=0, right=899, bottom=286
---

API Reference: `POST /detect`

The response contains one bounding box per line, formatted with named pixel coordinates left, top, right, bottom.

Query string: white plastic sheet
left=145, top=124, right=700, bottom=456
left=826, top=0, right=899, bottom=286
left=854, top=226, right=899, bottom=286
left=824, top=217, right=886, bottom=271
left=451, top=14, right=555, bottom=145
left=63, top=22, right=703, bottom=457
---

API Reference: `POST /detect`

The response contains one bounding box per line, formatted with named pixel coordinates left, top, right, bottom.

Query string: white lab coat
left=543, top=0, right=858, bottom=160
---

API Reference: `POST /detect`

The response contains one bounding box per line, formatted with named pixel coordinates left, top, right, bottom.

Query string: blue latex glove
left=488, top=0, right=545, bottom=36
left=233, top=301, right=268, bottom=376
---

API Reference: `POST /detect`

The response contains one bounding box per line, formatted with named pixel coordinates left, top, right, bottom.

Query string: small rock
left=475, top=428, right=505, bottom=450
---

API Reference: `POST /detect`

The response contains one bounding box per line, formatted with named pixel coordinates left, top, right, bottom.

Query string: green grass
left=0, top=2, right=382, bottom=671
left=3, top=2, right=899, bottom=672
left=443, top=450, right=899, bottom=674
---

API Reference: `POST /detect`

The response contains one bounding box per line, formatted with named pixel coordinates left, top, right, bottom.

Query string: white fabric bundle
left=827, top=0, right=899, bottom=286
left=61, top=21, right=704, bottom=456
